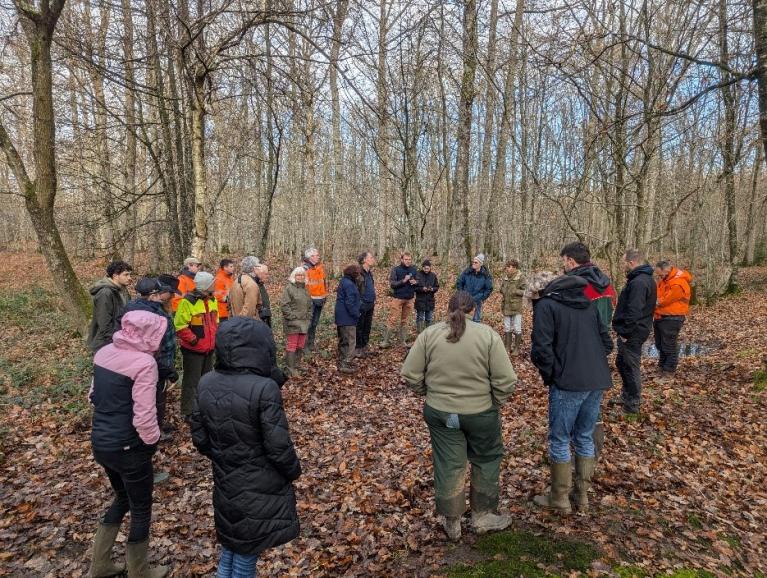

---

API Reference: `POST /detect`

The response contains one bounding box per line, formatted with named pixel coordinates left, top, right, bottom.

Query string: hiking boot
left=442, top=516, right=461, bottom=541
left=533, top=461, right=572, bottom=513
left=572, top=456, right=596, bottom=512
left=471, top=511, right=512, bottom=534
left=125, top=539, right=168, bottom=578
left=380, top=327, right=392, bottom=349
left=285, top=351, right=299, bottom=377
left=88, top=523, right=125, bottom=578
left=512, top=333, right=522, bottom=356
left=338, top=362, right=355, bottom=374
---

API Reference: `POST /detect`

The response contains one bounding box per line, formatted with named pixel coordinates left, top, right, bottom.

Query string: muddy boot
left=442, top=516, right=461, bottom=541
left=512, top=333, right=522, bottom=356
left=380, top=327, right=392, bottom=349
left=471, top=511, right=512, bottom=534
left=399, top=325, right=411, bottom=347
left=285, top=351, right=298, bottom=377
left=533, top=461, right=572, bottom=513
left=572, top=456, right=596, bottom=512
left=125, top=539, right=168, bottom=578
left=88, top=523, right=125, bottom=578
left=416, top=320, right=424, bottom=334
left=338, top=361, right=355, bottom=374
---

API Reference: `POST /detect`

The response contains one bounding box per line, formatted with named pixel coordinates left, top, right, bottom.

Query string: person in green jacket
left=499, top=259, right=526, bottom=356
left=280, top=267, right=313, bottom=376
left=401, top=291, right=517, bottom=541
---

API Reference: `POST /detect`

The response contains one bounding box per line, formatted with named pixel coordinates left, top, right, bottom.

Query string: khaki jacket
left=229, top=273, right=262, bottom=320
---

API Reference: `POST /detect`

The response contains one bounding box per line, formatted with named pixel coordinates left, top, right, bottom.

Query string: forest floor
left=0, top=251, right=765, bottom=577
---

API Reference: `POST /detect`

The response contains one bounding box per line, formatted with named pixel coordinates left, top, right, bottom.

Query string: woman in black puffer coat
left=191, top=317, right=301, bottom=578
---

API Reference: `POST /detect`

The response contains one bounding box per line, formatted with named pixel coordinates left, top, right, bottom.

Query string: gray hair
left=625, top=248, right=644, bottom=263
left=304, top=246, right=319, bottom=260
left=289, top=266, right=306, bottom=283
left=240, top=255, right=260, bottom=274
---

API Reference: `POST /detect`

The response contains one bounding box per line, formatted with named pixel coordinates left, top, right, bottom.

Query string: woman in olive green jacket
left=280, top=267, right=313, bottom=375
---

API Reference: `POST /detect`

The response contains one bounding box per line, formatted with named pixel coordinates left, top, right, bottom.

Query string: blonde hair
left=289, top=266, right=306, bottom=283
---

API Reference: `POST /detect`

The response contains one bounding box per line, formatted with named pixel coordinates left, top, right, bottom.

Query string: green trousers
left=424, top=404, right=505, bottom=517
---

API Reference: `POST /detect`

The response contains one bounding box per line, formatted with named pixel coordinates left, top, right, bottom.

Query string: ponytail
left=446, top=291, right=476, bottom=343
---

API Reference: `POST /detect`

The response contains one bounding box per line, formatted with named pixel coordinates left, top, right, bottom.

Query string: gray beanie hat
left=474, top=253, right=486, bottom=265
left=194, top=271, right=215, bottom=292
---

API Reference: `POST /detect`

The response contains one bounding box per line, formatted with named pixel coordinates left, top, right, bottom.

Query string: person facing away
left=401, top=291, right=517, bottom=541
left=335, top=264, right=362, bottom=374
left=529, top=274, right=613, bottom=514
left=254, top=264, right=272, bottom=328
left=382, top=251, right=418, bottom=348
left=228, top=256, right=263, bottom=321
left=87, top=310, right=169, bottom=578
left=171, top=256, right=201, bottom=312
left=456, top=254, right=493, bottom=322
left=280, top=266, right=313, bottom=377
left=87, top=260, right=133, bottom=353
left=653, top=261, right=693, bottom=375
left=612, top=248, right=657, bottom=414
left=499, top=259, right=525, bottom=356
left=414, top=259, right=440, bottom=333
left=191, top=317, right=301, bottom=578
left=213, top=259, right=235, bottom=323
left=302, top=247, right=329, bottom=351
left=354, top=250, right=377, bottom=357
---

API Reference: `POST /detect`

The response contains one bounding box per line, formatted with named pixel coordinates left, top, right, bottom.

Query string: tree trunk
left=190, top=71, right=208, bottom=258
left=753, top=0, right=767, bottom=162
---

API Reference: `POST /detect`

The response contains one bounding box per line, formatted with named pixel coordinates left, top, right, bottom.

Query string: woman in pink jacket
left=87, top=310, right=169, bottom=578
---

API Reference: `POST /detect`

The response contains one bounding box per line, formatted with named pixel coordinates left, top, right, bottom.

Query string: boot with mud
left=125, top=539, right=168, bottom=578
left=533, top=461, right=572, bottom=513
left=88, top=523, right=125, bottom=578
left=285, top=351, right=299, bottom=377
left=471, top=511, right=512, bottom=534
left=380, top=327, right=392, bottom=349
left=442, top=516, right=461, bottom=541
left=399, top=325, right=411, bottom=347
left=572, top=455, right=596, bottom=512
left=512, top=333, right=522, bottom=356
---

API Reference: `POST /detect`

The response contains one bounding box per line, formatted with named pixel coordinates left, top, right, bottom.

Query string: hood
left=628, top=263, right=654, bottom=280
left=667, top=267, right=693, bottom=284
left=541, top=275, right=590, bottom=309
left=111, top=310, right=167, bottom=353
left=568, top=263, right=611, bottom=292
left=214, top=317, right=275, bottom=375
left=90, top=277, right=121, bottom=296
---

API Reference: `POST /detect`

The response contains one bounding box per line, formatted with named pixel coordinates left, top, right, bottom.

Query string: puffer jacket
left=335, top=275, right=361, bottom=326
left=500, top=271, right=526, bottom=315
left=655, top=267, right=692, bottom=319
left=86, top=278, right=130, bottom=352
left=174, top=291, right=219, bottom=353
left=191, top=317, right=301, bottom=556
left=457, top=266, right=493, bottom=303
left=280, top=282, right=313, bottom=334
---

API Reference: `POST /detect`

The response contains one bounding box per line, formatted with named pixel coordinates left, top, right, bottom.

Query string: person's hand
left=409, top=279, right=418, bottom=285
left=403, top=274, right=411, bottom=282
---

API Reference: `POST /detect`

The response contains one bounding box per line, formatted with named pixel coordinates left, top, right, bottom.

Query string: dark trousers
left=307, top=299, right=326, bottom=347
left=616, top=338, right=643, bottom=413
left=337, top=325, right=356, bottom=365
left=181, top=349, right=214, bottom=417
left=653, top=316, right=685, bottom=372
left=156, top=381, right=167, bottom=431
left=356, top=305, right=375, bottom=349
left=94, top=446, right=155, bottom=543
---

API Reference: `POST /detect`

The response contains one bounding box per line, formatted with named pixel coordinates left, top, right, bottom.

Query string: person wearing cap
left=456, top=254, right=493, bottom=322
left=174, top=271, right=219, bottom=420
left=213, top=259, right=235, bottom=323
left=229, top=256, right=263, bottom=322
left=171, top=257, right=202, bottom=312
left=414, top=259, right=439, bottom=333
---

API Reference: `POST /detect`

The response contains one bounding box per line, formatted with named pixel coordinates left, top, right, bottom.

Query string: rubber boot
left=572, top=456, right=596, bottom=512
left=512, top=333, right=522, bottom=356
left=338, top=361, right=355, bottom=374
left=471, top=511, right=512, bottom=534
left=285, top=351, right=298, bottom=377
left=296, top=348, right=305, bottom=371
left=399, top=325, right=411, bottom=347
left=88, top=523, right=125, bottom=578
left=125, top=539, right=168, bottom=578
left=416, top=320, right=424, bottom=334
left=380, top=327, right=392, bottom=349
left=442, top=516, right=461, bottom=541
left=533, top=461, right=572, bottom=513
left=503, top=332, right=512, bottom=354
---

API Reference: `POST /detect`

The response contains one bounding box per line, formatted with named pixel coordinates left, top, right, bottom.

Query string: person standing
left=255, top=264, right=272, bottom=328
left=499, top=260, right=525, bottom=355
left=456, top=254, right=493, bottom=322
left=414, top=259, right=440, bottom=333
left=355, top=251, right=377, bottom=357
left=213, top=259, right=235, bottom=324
left=381, top=251, right=418, bottom=348
left=87, top=310, right=169, bottom=578
left=171, top=257, right=201, bottom=312
left=530, top=275, right=613, bottom=513
left=191, top=317, right=301, bottom=578
left=228, top=256, right=262, bottom=321
left=280, top=267, right=313, bottom=376
left=174, top=271, right=219, bottom=420
left=612, top=249, right=657, bottom=414
left=401, top=291, right=516, bottom=540
left=87, top=260, right=133, bottom=353
left=302, top=247, right=329, bottom=351
left=653, top=261, right=693, bottom=375
left=335, top=264, right=362, bottom=374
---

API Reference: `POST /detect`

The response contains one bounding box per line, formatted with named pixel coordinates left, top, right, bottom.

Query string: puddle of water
left=642, top=342, right=710, bottom=358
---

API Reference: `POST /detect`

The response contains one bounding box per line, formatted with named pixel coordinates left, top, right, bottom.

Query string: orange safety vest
left=171, top=270, right=197, bottom=312
left=303, top=262, right=328, bottom=299
left=213, top=269, right=234, bottom=318
left=655, top=267, right=692, bottom=319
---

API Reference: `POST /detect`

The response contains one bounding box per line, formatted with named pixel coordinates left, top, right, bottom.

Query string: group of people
left=83, top=241, right=693, bottom=576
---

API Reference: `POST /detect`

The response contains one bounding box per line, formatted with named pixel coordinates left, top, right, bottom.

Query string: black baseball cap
left=136, top=277, right=174, bottom=296
left=157, top=274, right=181, bottom=295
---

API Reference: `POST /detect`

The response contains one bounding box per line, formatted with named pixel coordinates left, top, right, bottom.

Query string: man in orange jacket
left=302, top=247, right=329, bottom=351
left=172, top=257, right=201, bottom=312
left=653, top=261, right=693, bottom=374
left=213, top=259, right=235, bottom=323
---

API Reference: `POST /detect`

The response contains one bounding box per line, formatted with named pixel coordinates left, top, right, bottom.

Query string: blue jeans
left=548, top=386, right=603, bottom=463
left=472, top=300, right=483, bottom=322
left=415, top=309, right=434, bottom=324
left=217, top=547, right=258, bottom=578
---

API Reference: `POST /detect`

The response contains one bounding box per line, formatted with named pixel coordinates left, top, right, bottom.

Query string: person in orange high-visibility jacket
left=653, top=261, right=693, bottom=374
left=172, top=257, right=201, bottom=312
left=213, top=259, right=235, bottom=322
left=302, top=247, right=329, bottom=351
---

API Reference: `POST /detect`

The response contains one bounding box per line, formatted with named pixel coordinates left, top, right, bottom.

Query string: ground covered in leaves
left=0, top=251, right=765, bottom=577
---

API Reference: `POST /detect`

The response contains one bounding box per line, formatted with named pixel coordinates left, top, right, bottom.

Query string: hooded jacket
left=566, top=263, right=617, bottom=331
left=119, top=299, right=177, bottom=382
left=335, top=274, right=361, bottom=326
left=655, top=267, right=692, bottom=318
left=612, top=264, right=657, bottom=341
left=415, top=270, right=440, bottom=311
left=86, top=278, right=130, bottom=352
left=90, top=310, right=167, bottom=451
left=531, top=276, right=613, bottom=391
left=191, top=317, right=301, bottom=556
left=457, top=266, right=493, bottom=303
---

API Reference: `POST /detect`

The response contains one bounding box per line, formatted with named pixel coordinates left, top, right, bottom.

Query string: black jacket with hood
left=612, top=264, right=657, bottom=342
left=531, top=276, right=613, bottom=392
left=191, top=317, right=300, bottom=556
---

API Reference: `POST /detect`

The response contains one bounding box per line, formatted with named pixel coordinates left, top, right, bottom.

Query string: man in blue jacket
left=381, top=251, right=418, bottom=348
left=457, top=254, right=493, bottom=322
left=355, top=251, right=377, bottom=357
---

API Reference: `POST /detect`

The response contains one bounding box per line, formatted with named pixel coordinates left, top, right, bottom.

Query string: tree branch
left=0, top=117, right=35, bottom=198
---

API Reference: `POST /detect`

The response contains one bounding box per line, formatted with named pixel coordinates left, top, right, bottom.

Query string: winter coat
left=612, top=264, right=657, bottom=342
left=414, top=270, right=440, bottom=311
left=280, top=282, right=313, bottom=334
left=257, top=279, right=271, bottom=321
left=359, top=268, right=376, bottom=310
left=90, top=310, right=167, bottom=452
left=531, top=276, right=613, bottom=392
left=229, top=273, right=262, bottom=320
left=335, top=275, right=361, bottom=327
left=119, top=299, right=177, bottom=382
left=213, top=269, right=235, bottom=319
left=86, top=278, right=130, bottom=352
left=389, top=264, right=418, bottom=300
left=174, top=291, right=219, bottom=353
left=302, top=260, right=329, bottom=300
left=191, top=317, right=301, bottom=556
left=566, top=263, right=617, bottom=332
left=655, top=268, right=692, bottom=319
left=171, top=269, right=196, bottom=312
left=500, top=271, right=526, bottom=315
left=457, top=266, right=493, bottom=303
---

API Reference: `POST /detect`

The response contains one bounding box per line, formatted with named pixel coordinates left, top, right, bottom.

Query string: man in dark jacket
left=87, top=260, right=133, bottom=353
left=382, top=252, right=418, bottom=348
left=612, top=249, right=657, bottom=414
left=355, top=251, right=377, bottom=357
left=457, top=254, right=493, bottom=322
left=414, top=259, right=439, bottom=333
left=255, top=264, right=272, bottom=328
left=335, top=265, right=362, bottom=374
left=191, top=317, right=300, bottom=576
left=530, top=275, right=613, bottom=513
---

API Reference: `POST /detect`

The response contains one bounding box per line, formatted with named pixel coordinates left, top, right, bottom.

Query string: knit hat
left=184, top=256, right=201, bottom=267
left=194, top=271, right=215, bottom=292
left=422, top=259, right=432, bottom=267
left=473, top=253, right=485, bottom=265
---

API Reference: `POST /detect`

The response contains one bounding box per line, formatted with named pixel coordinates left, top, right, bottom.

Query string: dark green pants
left=424, top=404, right=504, bottom=517
left=180, top=349, right=213, bottom=418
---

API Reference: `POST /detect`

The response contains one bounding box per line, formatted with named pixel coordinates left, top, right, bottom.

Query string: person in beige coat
left=229, top=256, right=262, bottom=320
